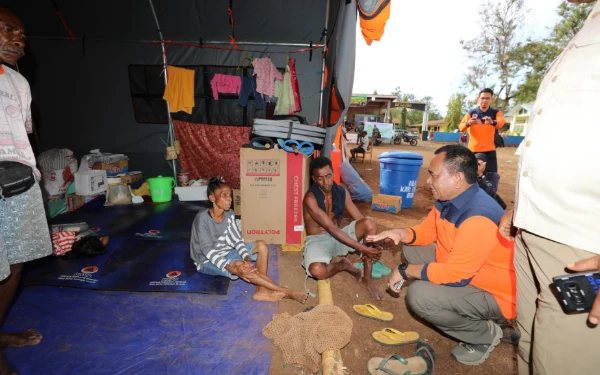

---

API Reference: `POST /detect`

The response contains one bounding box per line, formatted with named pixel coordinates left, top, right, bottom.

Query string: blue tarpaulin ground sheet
left=3, top=200, right=278, bottom=374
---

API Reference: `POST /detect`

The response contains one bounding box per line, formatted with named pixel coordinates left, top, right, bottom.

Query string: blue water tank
left=378, top=152, right=424, bottom=209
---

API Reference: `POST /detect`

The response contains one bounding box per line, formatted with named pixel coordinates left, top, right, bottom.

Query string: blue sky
left=352, top=0, right=565, bottom=115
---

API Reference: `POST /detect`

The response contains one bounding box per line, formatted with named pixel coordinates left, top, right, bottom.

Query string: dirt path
left=270, top=141, right=520, bottom=375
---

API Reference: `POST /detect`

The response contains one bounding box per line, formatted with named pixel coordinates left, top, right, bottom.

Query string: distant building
left=410, top=119, right=444, bottom=132
left=347, top=94, right=397, bottom=124
left=505, top=102, right=535, bottom=135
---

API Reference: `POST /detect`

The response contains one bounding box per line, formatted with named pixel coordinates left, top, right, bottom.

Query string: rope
left=227, top=3, right=238, bottom=49
left=50, top=0, right=76, bottom=42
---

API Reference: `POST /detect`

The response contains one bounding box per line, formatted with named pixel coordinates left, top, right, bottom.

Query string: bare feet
left=253, top=289, right=285, bottom=302
left=364, top=279, right=384, bottom=301
left=0, top=330, right=42, bottom=348
left=340, top=258, right=363, bottom=281
left=0, top=350, right=16, bottom=375
left=285, top=290, right=309, bottom=305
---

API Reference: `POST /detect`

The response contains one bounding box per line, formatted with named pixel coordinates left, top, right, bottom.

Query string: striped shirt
left=190, top=209, right=249, bottom=271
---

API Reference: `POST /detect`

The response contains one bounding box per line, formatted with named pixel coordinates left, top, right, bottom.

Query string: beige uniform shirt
left=514, top=4, right=600, bottom=254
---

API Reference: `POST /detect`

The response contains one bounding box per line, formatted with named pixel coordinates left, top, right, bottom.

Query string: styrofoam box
left=175, top=186, right=208, bottom=201
left=75, top=170, right=108, bottom=196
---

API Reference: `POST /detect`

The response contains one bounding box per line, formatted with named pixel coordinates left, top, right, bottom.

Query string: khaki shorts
left=302, top=220, right=358, bottom=276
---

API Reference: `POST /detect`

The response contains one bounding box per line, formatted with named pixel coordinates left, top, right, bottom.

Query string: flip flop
left=375, top=261, right=392, bottom=276
left=372, top=328, right=420, bottom=346
left=354, top=261, right=391, bottom=277
left=353, top=263, right=383, bottom=279
left=353, top=304, right=393, bottom=322
left=367, top=354, right=428, bottom=375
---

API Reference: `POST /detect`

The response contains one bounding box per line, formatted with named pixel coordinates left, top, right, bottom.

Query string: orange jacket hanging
left=358, top=0, right=391, bottom=45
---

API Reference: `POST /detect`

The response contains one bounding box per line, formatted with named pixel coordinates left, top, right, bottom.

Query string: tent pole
left=318, top=0, right=330, bottom=127
left=28, top=36, right=325, bottom=49
left=148, top=0, right=177, bottom=178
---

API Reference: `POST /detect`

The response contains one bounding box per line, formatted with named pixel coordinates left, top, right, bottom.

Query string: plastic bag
left=104, top=184, right=132, bottom=206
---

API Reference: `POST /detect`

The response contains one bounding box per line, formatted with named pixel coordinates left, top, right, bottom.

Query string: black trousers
left=480, top=150, right=498, bottom=173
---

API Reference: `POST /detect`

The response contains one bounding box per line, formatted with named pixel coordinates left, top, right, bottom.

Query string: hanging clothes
left=210, top=73, right=242, bottom=100
left=162, top=66, right=195, bottom=114
left=253, top=57, right=283, bottom=97
left=274, top=63, right=296, bottom=115
left=289, top=58, right=302, bottom=112
left=238, top=76, right=264, bottom=110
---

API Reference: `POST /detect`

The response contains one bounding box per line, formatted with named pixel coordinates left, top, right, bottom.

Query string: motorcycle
left=393, top=131, right=418, bottom=146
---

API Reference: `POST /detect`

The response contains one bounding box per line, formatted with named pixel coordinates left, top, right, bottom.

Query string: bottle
left=332, top=143, right=337, bottom=150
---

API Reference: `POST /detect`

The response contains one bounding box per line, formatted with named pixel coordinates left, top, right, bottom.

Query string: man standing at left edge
left=0, top=6, right=52, bottom=375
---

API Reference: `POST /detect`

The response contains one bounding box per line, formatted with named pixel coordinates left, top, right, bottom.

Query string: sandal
left=353, top=304, right=393, bottom=322
left=372, top=328, right=420, bottom=346
left=367, top=354, right=428, bottom=375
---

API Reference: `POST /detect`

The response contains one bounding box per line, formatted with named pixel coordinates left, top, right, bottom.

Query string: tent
left=4, top=0, right=388, bottom=182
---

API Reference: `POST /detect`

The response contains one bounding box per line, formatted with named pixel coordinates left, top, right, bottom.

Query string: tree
left=511, top=1, right=594, bottom=103
left=389, top=87, right=442, bottom=125
left=373, top=90, right=378, bottom=95
left=445, top=93, right=467, bottom=132
left=460, top=0, right=525, bottom=111
left=509, top=41, right=561, bottom=103
left=552, top=1, right=595, bottom=49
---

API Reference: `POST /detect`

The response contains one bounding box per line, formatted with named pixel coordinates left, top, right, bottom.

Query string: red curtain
left=174, top=121, right=251, bottom=188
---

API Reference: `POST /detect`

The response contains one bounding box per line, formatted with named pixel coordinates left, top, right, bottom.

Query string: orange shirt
left=406, top=184, right=516, bottom=319
left=458, top=107, right=505, bottom=152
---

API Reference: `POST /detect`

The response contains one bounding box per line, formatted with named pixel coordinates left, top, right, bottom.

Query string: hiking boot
left=451, top=321, right=502, bottom=366
left=500, top=324, right=520, bottom=346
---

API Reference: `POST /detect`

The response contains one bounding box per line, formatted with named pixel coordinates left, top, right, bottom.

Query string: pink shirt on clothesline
left=210, top=74, right=242, bottom=100
left=252, top=57, right=283, bottom=97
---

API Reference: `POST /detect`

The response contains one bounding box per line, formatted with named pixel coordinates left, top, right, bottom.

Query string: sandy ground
left=269, top=140, right=520, bottom=375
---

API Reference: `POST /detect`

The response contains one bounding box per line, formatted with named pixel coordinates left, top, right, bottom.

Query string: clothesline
left=301, top=90, right=324, bottom=100
left=296, top=71, right=324, bottom=76
left=185, top=70, right=324, bottom=75
left=153, top=40, right=325, bottom=55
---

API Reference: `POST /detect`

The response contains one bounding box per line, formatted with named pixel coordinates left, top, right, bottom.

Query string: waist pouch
left=0, top=161, right=35, bottom=199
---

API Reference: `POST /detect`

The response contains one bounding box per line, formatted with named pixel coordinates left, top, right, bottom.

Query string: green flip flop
left=353, top=262, right=384, bottom=279
left=354, top=261, right=392, bottom=277
left=376, top=262, right=392, bottom=276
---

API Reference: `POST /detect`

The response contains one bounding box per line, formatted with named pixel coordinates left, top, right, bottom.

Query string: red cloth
left=173, top=121, right=251, bottom=188
left=52, top=231, right=76, bottom=256
left=289, top=58, right=302, bottom=113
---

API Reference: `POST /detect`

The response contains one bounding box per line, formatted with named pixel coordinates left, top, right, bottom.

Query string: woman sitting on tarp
left=189, top=177, right=308, bottom=304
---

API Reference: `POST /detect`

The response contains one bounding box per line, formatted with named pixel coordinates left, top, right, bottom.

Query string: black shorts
left=480, top=150, right=498, bottom=173
left=352, top=147, right=365, bottom=153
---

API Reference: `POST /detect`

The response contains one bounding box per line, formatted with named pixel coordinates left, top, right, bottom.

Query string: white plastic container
left=75, top=170, right=108, bottom=196
left=175, top=186, right=208, bottom=201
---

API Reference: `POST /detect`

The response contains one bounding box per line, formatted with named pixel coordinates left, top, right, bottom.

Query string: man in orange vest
left=459, top=89, right=506, bottom=187
left=369, top=145, right=516, bottom=366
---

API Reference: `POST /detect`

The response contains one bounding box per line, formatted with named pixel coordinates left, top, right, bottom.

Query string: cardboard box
left=117, top=171, right=143, bottom=184
left=92, top=159, right=129, bottom=177
left=232, top=189, right=241, bottom=216
left=67, top=192, right=105, bottom=211
left=371, top=194, right=402, bottom=214
left=240, top=148, right=311, bottom=245
left=75, top=170, right=107, bottom=196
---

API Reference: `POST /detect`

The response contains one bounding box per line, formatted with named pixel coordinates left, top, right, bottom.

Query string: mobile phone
left=553, top=271, right=600, bottom=313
